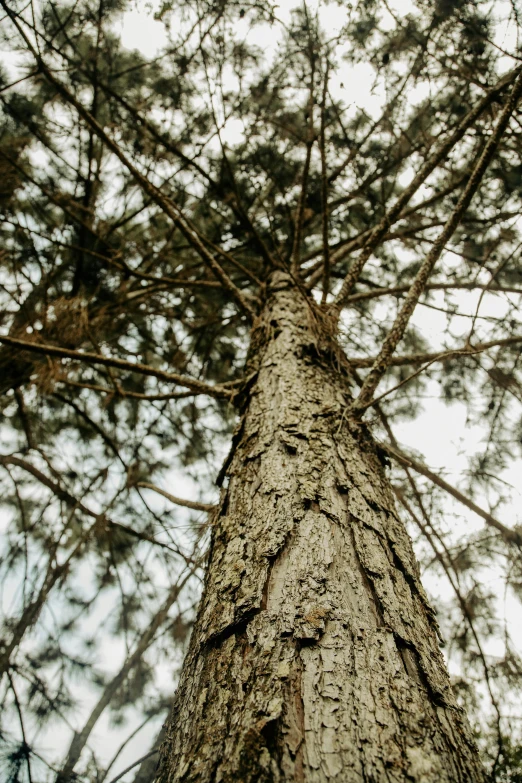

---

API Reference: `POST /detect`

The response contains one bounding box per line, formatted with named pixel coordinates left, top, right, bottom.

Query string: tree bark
left=156, top=271, right=485, bottom=783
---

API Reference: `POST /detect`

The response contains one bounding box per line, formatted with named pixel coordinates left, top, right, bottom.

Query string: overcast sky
left=2, top=0, right=522, bottom=778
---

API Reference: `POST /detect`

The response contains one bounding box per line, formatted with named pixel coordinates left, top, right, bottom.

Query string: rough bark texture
left=156, top=272, right=484, bottom=783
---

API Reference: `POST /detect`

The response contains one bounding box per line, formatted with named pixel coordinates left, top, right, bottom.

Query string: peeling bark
left=157, top=272, right=484, bottom=783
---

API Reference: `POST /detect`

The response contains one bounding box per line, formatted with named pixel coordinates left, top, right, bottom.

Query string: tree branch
left=290, top=59, right=316, bottom=276
left=0, top=335, right=234, bottom=399
left=345, top=281, right=522, bottom=305
left=136, top=482, right=215, bottom=513
left=303, top=175, right=467, bottom=290
left=57, top=378, right=196, bottom=400
left=381, top=443, right=522, bottom=548
left=331, top=66, right=522, bottom=309
left=0, top=455, right=190, bottom=557
left=56, top=569, right=194, bottom=783
left=352, top=71, right=522, bottom=411
left=0, top=3, right=257, bottom=320
left=108, top=750, right=159, bottom=783
left=350, top=335, right=522, bottom=368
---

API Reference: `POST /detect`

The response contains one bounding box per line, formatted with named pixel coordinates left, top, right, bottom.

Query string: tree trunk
left=156, top=272, right=484, bottom=783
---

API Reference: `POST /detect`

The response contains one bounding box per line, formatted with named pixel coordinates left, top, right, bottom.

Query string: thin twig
left=136, top=482, right=216, bottom=513
left=345, top=281, right=522, bottom=304
left=107, top=749, right=159, bottom=783
left=349, top=334, right=522, bottom=368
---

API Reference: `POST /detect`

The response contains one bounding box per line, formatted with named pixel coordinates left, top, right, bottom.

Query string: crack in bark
left=202, top=609, right=260, bottom=651
left=347, top=516, right=387, bottom=628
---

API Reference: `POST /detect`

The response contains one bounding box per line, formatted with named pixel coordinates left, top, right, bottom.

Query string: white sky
left=2, top=0, right=522, bottom=779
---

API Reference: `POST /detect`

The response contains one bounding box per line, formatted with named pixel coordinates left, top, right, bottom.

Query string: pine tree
left=1, top=0, right=522, bottom=781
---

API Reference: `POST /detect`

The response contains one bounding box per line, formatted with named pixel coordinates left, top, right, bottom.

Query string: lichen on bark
left=156, top=271, right=485, bottom=783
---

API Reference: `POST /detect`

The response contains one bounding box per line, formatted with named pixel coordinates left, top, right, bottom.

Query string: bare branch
left=352, top=71, right=522, bottom=411
left=57, top=378, right=196, bottom=400
left=0, top=335, right=234, bottom=399
left=350, top=335, right=522, bottom=368
left=136, top=482, right=216, bottom=513
left=108, top=750, right=159, bottom=783
left=345, top=281, right=522, bottom=305
left=331, top=66, right=522, bottom=309
left=0, top=455, right=189, bottom=557
left=303, top=174, right=468, bottom=290
left=382, top=443, right=522, bottom=548
left=290, top=59, right=316, bottom=276
left=56, top=569, right=195, bottom=783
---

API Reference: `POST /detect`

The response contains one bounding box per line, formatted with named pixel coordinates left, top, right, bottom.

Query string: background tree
left=1, top=0, right=522, bottom=780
